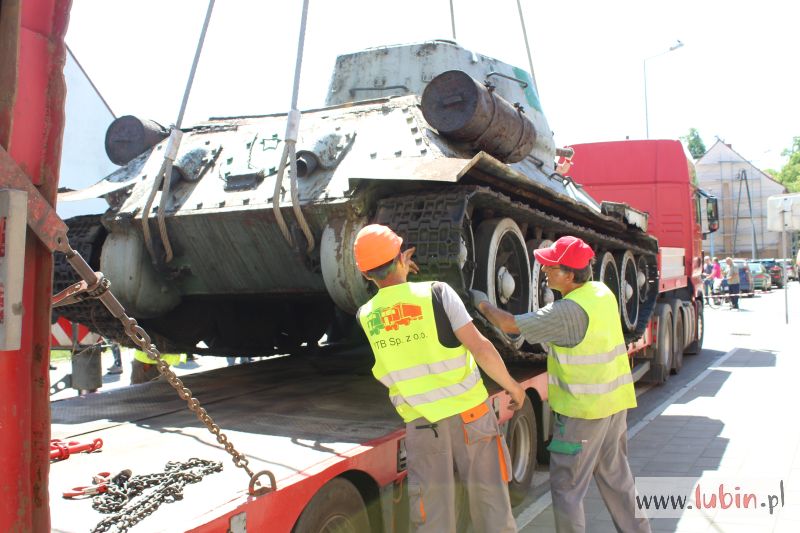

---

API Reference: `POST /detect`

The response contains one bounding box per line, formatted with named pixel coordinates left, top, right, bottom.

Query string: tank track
left=52, top=215, right=132, bottom=346
left=374, top=185, right=659, bottom=361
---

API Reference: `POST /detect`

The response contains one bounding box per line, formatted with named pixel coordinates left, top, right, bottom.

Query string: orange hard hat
left=354, top=224, right=403, bottom=272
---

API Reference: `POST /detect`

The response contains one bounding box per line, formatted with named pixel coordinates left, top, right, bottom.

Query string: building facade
left=697, top=140, right=787, bottom=259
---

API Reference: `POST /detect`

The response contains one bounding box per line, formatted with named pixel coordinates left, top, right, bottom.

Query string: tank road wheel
left=292, top=477, right=370, bottom=533
left=594, top=252, right=621, bottom=310
left=475, top=218, right=531, bottom=349
left=645, top=303, right=672, bottom=384
left=506, top=396, right=538, bottom=506
left=528, top=239, right=556, bottom=312
left=636, top=255, right=650, bottom=304
left=617, top=251, right=640, bottom=332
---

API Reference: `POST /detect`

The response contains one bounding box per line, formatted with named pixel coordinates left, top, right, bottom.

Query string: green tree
left=681, top=128, right=707, bottom=160
left=773, top=137, right=800, bottom=193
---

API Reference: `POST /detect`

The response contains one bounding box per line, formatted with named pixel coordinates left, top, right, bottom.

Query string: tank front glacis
left=54, top=41, right=658, bottom=357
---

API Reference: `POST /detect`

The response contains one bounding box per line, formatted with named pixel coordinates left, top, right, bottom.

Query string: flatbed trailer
left=50, top=350, right=548, bottom=532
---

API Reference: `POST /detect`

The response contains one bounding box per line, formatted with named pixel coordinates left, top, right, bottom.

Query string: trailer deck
left=50, top=352, right=403, bottom=532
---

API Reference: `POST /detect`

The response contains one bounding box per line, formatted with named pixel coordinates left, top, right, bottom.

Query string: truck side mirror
left=706, top=197, right=719, bottom=233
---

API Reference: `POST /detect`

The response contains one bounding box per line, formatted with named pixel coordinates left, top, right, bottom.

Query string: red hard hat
left=533, top=236, right=595, bottom=269
left=353, top=224, right=403, bottom=272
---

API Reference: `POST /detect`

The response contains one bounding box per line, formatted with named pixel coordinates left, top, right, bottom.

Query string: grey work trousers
left=405, top=401, right=517, bottom=533
left=549, top=410, right=651, bottom=533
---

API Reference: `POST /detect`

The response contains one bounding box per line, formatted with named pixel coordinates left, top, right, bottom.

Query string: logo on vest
left=366, top=303, right=424, bottom=336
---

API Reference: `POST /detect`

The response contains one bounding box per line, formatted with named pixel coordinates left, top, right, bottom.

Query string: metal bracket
left=0, top=146, right=69, bottom=253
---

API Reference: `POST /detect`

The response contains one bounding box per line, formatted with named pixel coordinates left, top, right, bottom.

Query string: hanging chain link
left=91, top=459, right=222, bottom=533
left=57, top=243, right=277, bottom=499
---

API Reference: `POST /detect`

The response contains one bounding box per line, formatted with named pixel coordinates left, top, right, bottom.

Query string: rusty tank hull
left=53, top=40, right=658, bottom=357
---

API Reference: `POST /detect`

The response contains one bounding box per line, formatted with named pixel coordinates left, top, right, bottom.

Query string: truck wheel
left=645, top=304, right=672, bottom=384
left=292, top=477, right=370, bottom=533
left=685, top=302, right=704, bottom=354
left=506, top=397, right=538, bottom=506
left=670, top=301, right=684, bottom=374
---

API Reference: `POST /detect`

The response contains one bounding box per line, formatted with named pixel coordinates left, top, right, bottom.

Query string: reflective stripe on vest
left=548, top=371, right=633, bottom=395
left=390, top=366, right=482, bottom=408
left=378, top=352, right=468, bottom=388
left=549, top=281, right=637, bottom=419
left=359, top=281, right=488, bottom=423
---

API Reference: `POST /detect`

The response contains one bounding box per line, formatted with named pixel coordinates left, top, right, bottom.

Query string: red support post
left=0, top=1, right=71, bottom=531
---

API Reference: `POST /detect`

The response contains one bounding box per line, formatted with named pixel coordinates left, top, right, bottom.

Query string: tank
left=53, top=40, right=658, bottom=358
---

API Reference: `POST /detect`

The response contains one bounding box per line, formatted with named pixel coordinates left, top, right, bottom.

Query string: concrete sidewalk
left=520, top=286, right=800, bottom=532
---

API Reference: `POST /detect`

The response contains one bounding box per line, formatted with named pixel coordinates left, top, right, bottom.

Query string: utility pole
left=731, top=169, right=758, bottom=259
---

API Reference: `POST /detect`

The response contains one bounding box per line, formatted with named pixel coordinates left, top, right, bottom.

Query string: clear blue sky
left=66, top=0, right=799, bottom=171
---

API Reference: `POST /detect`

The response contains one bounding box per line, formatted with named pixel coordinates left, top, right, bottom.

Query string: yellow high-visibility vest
left=133, top=349, right=183, bottom=367
left=359, top=282, right=488, bottom=423
left=548, top=281, right=637, bottom=419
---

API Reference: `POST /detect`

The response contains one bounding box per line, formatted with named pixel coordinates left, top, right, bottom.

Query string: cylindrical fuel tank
left=421, top=70, right=537, bottom=163
left=105, top=115, right=169, bottom=166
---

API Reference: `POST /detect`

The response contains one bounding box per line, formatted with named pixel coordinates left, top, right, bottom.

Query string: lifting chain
left=91, top=459, right=222, bottom=533
left=54, top=242, right=277, bottom=498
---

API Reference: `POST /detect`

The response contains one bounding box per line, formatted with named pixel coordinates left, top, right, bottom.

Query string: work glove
left=470, top=289, right=489, bottom=311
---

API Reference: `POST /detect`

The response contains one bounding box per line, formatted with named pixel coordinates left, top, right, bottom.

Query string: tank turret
left=54, top=41, right=657, bottom=358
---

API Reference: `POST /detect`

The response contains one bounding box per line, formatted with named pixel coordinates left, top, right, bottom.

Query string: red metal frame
left=568, top=140, right=703, bottom=299
left=0, top=1, right=70, bottom=531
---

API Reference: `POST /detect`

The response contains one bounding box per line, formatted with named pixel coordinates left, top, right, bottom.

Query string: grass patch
left=51, top=349, right=73, bottom=362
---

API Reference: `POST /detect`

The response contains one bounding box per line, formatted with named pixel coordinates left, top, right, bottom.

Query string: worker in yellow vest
left=131, top=349, right=183, bottom=384
left=353, top=224, right=525, bottom=533
left=473, top=236, right=651, bottom=533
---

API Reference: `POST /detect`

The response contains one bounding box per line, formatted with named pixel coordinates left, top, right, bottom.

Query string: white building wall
left=57, top=48, right=118, bottom=219
left=697, top=141, right=787, bottom=258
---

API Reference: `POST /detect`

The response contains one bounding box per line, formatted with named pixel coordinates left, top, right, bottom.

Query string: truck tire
left=670, top=300, right=684, bottom=375
left=685, top=302, right=704, bottom=354
left=292, top=477, right=370, bottom=533
left=644, top=303, right=672, bottom=384
left=506, top=397, right=538, bottom=506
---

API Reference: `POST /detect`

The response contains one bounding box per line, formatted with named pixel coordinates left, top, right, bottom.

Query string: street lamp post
left=643, top=40, right=684, bottom=139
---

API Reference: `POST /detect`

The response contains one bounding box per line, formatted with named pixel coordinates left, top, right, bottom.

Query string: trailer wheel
left=292, top=477, right=370, bottom=533
left=475, top=218, right=531, bottom=349
left=685, top=302, right=704, bottom=354
left=670, top=301, right=684, bottom=374
left=506, top=396, right=538, bottom=506
left=645, top=303, right=672, bottom=384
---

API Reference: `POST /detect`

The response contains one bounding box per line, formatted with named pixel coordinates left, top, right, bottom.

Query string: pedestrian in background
left=472, top=236, right=651, bottom=533
left=353, top=224, right=524, bottom=533
left=702, top=256, right=713, bottom=297
left=106, top=341, right=123, bottom=375
left=724, top=257, right=740, bottom=310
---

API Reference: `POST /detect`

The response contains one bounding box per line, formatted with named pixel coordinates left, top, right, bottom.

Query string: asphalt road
left=515, top=281, right=799, bottom=531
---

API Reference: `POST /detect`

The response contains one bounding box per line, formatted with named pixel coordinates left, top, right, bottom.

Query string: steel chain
left=91, top=459, right=222, bottom=533
left=60, top=245, right=277, bottom=498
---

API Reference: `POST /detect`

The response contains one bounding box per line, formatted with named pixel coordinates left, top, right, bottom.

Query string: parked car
left=748, top=262, right=772, bottom=291
left=754, top=259, right=784, bottom=288
left=780, top=259, right=797, bottom=281
left=732, top=259, right=753, bottom=296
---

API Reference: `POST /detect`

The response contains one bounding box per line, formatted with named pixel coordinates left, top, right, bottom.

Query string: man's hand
left=508, top=382, right=526, bottom=411
left=470, top=289, right=489, bottom=311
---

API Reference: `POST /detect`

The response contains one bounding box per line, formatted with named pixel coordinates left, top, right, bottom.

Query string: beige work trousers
left=549, top=410, right=651, bottom=533
left=405, top=401, right=517, bottom=533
